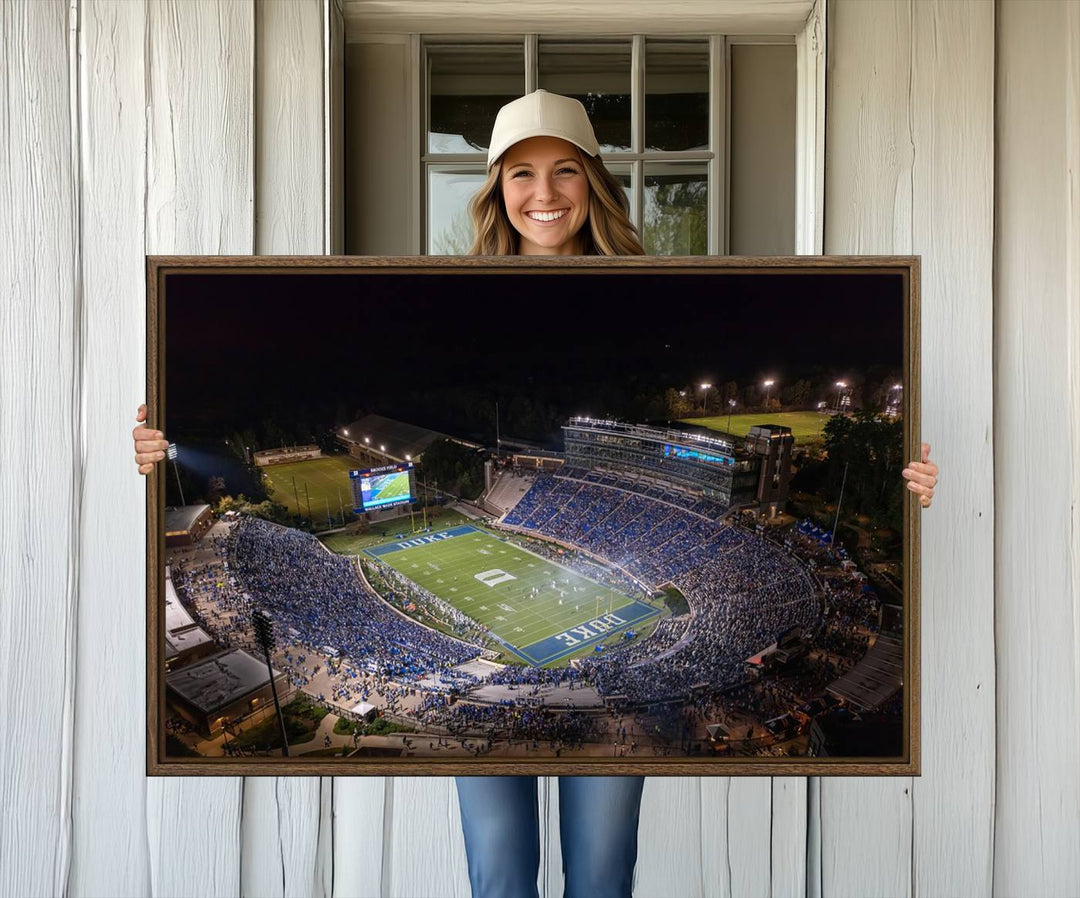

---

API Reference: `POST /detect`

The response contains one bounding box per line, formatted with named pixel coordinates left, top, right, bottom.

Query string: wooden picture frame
left=146, top=255, right=920, bottom=776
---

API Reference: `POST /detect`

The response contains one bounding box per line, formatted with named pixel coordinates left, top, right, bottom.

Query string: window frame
left=421, top=33, right=724, bottom=255
left=413, top=9, right=824, bottom=257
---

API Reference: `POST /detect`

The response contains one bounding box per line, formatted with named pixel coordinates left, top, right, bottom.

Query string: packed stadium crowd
left=410, top=691, right=610, bottom=750
left=499, top=471, right=822, bottom=702
left=228, top=518, right=481, bottom=682
left=361, top=557, right=493, bottom=646
left=622, top=615, right=692, bottom=664
left=169, top=534, right=258, bottom=653
left=167, top=466, right=864, bottom=746
left=556, top=466, right=728, bottom=519
left=817, top=574, right=883, bottom=663
left=483, top=661, right=586, bottom=689
left=503, top=472, right=748, bottom=586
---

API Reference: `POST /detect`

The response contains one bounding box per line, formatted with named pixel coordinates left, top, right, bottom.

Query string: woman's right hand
left=133, top=403, right=169, bottom=475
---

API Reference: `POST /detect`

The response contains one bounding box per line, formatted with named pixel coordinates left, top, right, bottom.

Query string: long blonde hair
left=467, top=150, right=645, bottom=256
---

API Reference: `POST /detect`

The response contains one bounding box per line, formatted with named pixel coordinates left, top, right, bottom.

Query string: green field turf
left=368, top=470, right=412, bottom=505
left=369, top=528, right=642, bottom=666
left=261, top=455, right=362, bottom=523
left=320, top=507, right=472, bottom=553
left=681, top=411, right=830, bottom=443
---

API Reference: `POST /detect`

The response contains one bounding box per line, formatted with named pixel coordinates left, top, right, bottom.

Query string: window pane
left=603, top=162, right=634, bottom=222
left=538, top=40, right=632, bottom=153
left=643, top=163, right=707, bottom=255
left=428, top=44, right=524, bottom=154
left=428, top=167, right=487, bottom=254
left=645, top=40, right=709, bottom=152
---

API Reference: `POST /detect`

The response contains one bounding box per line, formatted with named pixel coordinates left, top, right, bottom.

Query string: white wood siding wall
left=825, top=2, right=997, bottom=894
left=994, top=1, right=1080, bottom=893
left=1, top=1, right=1077, bottom=896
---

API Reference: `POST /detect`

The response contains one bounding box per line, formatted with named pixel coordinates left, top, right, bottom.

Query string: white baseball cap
left=486, top=90, right=601, bottom=169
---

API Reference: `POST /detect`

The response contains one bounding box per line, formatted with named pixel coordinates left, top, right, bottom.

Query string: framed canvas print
left=146, top=255, right=920, bottom=776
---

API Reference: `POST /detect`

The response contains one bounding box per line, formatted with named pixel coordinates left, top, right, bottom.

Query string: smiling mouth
left=526, top=209, right=568, bottom=222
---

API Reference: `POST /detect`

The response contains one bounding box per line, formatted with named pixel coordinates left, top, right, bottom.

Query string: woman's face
left=499, top=136, right=590, bottom=255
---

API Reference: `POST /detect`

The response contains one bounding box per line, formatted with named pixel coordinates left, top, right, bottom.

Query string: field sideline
left=365, top=525, right=661, bottom=666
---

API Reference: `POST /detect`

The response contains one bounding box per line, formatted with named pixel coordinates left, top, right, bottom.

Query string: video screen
left=350, top=463, right=415, bottom=512
left=663, top=443, right=733, bottom=465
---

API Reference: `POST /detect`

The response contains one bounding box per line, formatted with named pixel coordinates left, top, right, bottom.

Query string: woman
left=133, top=91, right=939, bottom=898
left=451, top=91, right=649, bottom=898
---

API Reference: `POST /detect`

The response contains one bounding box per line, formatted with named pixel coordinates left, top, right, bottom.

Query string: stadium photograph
left=151, top=258, right=917, bottom=773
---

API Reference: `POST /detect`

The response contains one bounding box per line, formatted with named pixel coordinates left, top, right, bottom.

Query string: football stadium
left=164, top=412, right=901, bottom=759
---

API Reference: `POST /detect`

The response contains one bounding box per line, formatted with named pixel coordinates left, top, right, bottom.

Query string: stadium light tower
left=763, top=379, right=775, bottom=411
left=834, top=381, right=847, bottom=414
left=251, top=609, right=290, bottom=757
left=727, top=398, right=736, bottom=434
left=830, top=460, right=850, bottom=549
left=700, top=383, right=713, bottom=416
left=166, top=443, right=185, bottom=506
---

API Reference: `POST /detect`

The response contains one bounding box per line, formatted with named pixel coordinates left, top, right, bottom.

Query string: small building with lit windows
left=165, top=649, right=292, bottom=738
left=164, top=504, right=214, bottom=548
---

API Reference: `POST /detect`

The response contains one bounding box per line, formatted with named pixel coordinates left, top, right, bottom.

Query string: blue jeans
left=455, top=775, right=646, bottom=898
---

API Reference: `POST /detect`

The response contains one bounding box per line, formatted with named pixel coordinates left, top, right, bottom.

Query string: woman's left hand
left=902, top=442, right=938, bottom=508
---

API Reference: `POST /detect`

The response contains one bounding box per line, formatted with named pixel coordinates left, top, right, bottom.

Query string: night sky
left=164, top=269, right=904, bottom=446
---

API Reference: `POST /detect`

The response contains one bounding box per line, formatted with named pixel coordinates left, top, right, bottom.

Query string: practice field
left=364, top=525, right=660, bottom=666
left=681, top=411, right=830, bottom=443
left=261, top=455, right=358, bottom=521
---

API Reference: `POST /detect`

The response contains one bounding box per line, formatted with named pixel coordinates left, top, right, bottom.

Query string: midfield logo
left=474, top=568, right=517, bottom=587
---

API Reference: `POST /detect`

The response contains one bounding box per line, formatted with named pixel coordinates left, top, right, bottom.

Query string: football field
left=364, top=525, right=660, bottom=666
left=261, top=456, right=356, bottom=521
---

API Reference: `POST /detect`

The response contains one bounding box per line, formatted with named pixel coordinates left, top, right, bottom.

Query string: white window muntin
left=421, top=34, right=727, bottom=254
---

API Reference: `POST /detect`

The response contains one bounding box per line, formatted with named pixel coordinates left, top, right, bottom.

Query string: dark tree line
left=821, top=411, right=905, bottom=533
left=417, top=438, right=485, bottom=501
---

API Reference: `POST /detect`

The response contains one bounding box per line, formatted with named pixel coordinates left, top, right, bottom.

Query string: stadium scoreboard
left=350, top=462, right=416, bottom=513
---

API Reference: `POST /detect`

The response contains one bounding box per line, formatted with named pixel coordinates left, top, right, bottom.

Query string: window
left=422, top=36, right=794, bottom=256
left=342, top=32, right=802, bottom=255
